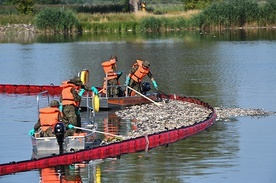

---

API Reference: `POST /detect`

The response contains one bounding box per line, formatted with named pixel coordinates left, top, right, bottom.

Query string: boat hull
left=81, top=93, right=159, bottom=109
left=32, top=136, right=85, bottom=152
left=31, top=133, right=95, bottom=156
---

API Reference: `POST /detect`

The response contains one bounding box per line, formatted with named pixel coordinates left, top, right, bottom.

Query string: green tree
left=121, top=0, right=130, bottom=12
left=14, top=0, right=35, bottom=14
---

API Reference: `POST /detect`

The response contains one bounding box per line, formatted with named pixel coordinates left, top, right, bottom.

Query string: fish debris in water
left=116, top=100, right=212, bottom=139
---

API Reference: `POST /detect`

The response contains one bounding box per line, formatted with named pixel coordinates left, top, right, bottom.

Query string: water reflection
left=90, top=121, right=239, bottom=182
left=83, top=111, right=136, bottom=142
left=34, top=110, right=134, bottom=183
left=39, top=163, right=89, bottom=183
left=1, top=29, right=275, bottom=44
left=40, top=114, right=239, bottom=182
left=40, top=166, right=81, bottom=182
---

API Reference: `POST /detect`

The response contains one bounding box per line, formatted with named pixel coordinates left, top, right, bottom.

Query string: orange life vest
left=101, top=60, right=117, bottom=80
left=130, top=60, right=149, bottom=82
left=61, top=83, right=79, bottom=107
left=41, top=168, right=60, bottom=183
left=61, top=80, right=69, bottom=86
left=41, top=167, right=81, bottom=183
left=39, top=107, right=60, bottom=132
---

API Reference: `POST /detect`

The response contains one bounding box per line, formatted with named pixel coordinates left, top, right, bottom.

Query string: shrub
left=34, top=8, right=80, bottom=33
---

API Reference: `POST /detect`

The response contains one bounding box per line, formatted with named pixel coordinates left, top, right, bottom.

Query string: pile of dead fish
left=115, top=100, right=212, bottom=139
left=215, top=107, right=276, bottom=121
left=115, top=100, right=276, bottom=139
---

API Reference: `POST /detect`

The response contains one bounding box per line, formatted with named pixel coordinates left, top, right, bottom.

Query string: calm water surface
left=0, top=30, right=275, bottom=182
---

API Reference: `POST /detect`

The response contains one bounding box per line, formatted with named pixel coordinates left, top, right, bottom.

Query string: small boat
left=78, top=69, right=163, bottom=109
left=31, top=133, right=93, bottom=155
left=81, top=91, right=161, bottom=109
left=31, top=91, right=96, bottom=157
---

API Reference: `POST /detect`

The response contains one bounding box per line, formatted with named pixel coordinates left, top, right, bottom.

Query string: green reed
left=80, top=15, right=193, bottom=33
left=195, top=0, right=276, bottom=29
left=0, top=14, right=33, bottom=25
left=259, top=0, right=276, bottom=26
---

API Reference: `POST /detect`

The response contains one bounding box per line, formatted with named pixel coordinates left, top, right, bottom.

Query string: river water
left=0, top=29, right=275, bottom=182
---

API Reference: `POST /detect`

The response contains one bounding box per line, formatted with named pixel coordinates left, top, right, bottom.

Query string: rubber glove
left=68, top=124, right=74, bottom=129
left=76, top=109, right=80, bottom=115
left=152, top=80, right=158, bottom=89
left=117, top=71, right=122, bottom=77
left=91, top=86, right=98, bottom=95
left=78, top=88, right=85, bottom=97
left=59, top=104, right=63, bottom=112
left=125, top=76, right=130, bottom=85
left=28, top=129, right=35, bottom=136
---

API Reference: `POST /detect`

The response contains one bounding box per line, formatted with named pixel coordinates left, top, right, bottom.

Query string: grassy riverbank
left=0, top=1, right=275, bottom=34
left=0, top=10, right=201, bottom=34
left=77, top=10, right=201, bottom=33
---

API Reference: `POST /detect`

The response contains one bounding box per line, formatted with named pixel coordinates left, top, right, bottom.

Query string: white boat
left=31, top=133, right=92, bottom=153
left=31, top=90, right=97, bottom=157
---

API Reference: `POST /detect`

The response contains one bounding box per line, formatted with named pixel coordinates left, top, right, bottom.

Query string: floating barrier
left=0, top=84, right=62, bottom=95
left=0, top=95, right=216, bottom=176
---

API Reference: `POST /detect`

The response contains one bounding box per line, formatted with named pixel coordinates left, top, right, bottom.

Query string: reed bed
left=0, top=14, right=33, bottom=25
left=195, top=0, right=276, bottom=29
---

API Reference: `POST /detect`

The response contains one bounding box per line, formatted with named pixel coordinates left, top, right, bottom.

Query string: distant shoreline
left=0, top=23, right=275, bottom=35
left=0, top=24, right=36, bottom=35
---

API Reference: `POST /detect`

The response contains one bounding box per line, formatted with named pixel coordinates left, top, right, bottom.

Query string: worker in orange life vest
left=28, top=100, right=62, bottom=137
left=125, top=60, right=158, bottom=96
left=60, top=76, right=98, bottom=136
left=60, top=77, right=83, bottom=136
left=101, top=55, right=122, bottom=97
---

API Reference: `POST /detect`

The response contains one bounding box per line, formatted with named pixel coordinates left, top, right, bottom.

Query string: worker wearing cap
left=125, top=59, right=158, bottom=96
left=60, top=76, right=98, bottom=135
left=28, top=100, right=62, bottom=137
